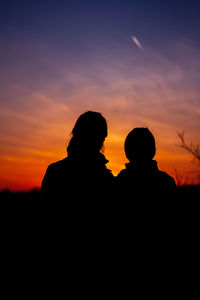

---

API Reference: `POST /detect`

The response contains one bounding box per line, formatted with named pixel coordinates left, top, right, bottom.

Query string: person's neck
left=127, top=159, right=157, bottom=169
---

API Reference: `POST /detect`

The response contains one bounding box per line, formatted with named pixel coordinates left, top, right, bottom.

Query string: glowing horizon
left=0, top=1, right=200, bottom=190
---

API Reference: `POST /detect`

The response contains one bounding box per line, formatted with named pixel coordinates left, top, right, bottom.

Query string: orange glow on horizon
left=0, top=128, right=199, bottom=191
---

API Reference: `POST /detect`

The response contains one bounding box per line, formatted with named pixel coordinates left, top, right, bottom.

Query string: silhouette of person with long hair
left=41, top=111, right=114, bottom=273
left=116, top=127, right=176, bottom=199
left=42, top=111, right=113, bottom=200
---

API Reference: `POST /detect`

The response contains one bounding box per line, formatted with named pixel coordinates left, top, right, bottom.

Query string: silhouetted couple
left=41, top=111, right=176, bottom=275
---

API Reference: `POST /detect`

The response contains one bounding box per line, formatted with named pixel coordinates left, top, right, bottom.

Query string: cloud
left=1, top=38, right=200, bottom=187
left=51, top=41, right=199, bottom=135
left=33, top=92, right=70, bottom=112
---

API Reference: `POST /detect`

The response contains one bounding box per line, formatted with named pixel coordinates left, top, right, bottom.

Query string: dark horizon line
left=1, top=184, right=200, bottom=194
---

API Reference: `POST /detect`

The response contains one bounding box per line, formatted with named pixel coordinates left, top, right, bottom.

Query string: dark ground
left=0, top=186, right=199, bottom=287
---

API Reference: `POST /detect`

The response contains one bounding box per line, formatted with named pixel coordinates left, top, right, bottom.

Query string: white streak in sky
left=12, top=86, right=70, bottom=112
left=131, top=36, right=143, bottom=51
left=33, top=92, right=70, bottom=112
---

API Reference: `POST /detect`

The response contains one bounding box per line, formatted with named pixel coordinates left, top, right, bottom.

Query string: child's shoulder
left=116, top=169, right=128, bottom=181
left=157, top=170, right=176, bottom=186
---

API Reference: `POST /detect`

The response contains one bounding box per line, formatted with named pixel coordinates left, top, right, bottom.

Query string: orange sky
left=0, top=103, right=199, bottom=191
left=0, top=28, right=200, bottom=190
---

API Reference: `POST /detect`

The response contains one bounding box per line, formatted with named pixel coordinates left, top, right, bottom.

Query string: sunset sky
left=0, top=0, right=200, bottom=190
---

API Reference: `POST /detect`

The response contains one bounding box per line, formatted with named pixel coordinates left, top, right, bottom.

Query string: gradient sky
left=0, top=0, right=200, bottom=190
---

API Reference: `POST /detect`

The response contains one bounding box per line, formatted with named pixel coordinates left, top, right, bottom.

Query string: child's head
left=125, top=128, right=156, bottom=163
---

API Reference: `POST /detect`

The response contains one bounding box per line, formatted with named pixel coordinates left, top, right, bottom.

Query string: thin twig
left=177, top=131, right=200, bottom=167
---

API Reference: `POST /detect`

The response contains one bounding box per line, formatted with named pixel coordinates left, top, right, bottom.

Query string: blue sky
left=1, top=1, right=200, bottom=52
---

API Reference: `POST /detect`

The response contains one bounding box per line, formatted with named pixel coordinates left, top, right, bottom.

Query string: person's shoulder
left=116, top=169, right=126, bottom=177
left=41, top=158, right=69, bottom=192
left=116, top=163, right=136, bottom=180
left=157, top=170, right=176, bottom=186
left=105, top=167, right=115, bottom=179
left=97, top=153, right=115, bottom=179
left=116, top=169, right=128, bottom=180
left=46, top=157, right=69, bottom=173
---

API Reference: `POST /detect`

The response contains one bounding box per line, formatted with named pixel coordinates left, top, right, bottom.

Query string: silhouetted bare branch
left=177, top=131, right=200, bottom=168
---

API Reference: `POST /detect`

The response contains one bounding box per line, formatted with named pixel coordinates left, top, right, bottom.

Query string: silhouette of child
left=115, top=128, right=177, bottom=278
left=116, top=128, right=176, bottom=199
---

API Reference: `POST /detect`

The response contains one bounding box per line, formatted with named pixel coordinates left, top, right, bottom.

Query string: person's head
left=124, top=128, right=156, bottom=163
left=67, top=111, right=108, bottom=156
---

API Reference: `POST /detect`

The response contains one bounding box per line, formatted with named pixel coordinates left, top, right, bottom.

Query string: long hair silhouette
left=67, top=111, right=108, bottom=157
left=41, top=111, right=114, bottom=274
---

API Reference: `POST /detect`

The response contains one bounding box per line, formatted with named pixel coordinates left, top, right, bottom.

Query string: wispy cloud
left=33, top=92, right=70, bottom=112
left=1, top=39, right=200, bottom=188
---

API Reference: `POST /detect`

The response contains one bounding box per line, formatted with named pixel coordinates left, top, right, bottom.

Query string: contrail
left=131, top=36, right=143, bottom=51
left=34, top=92, right=70, bottom=112
left=12, top=86, right=70, bottom=113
